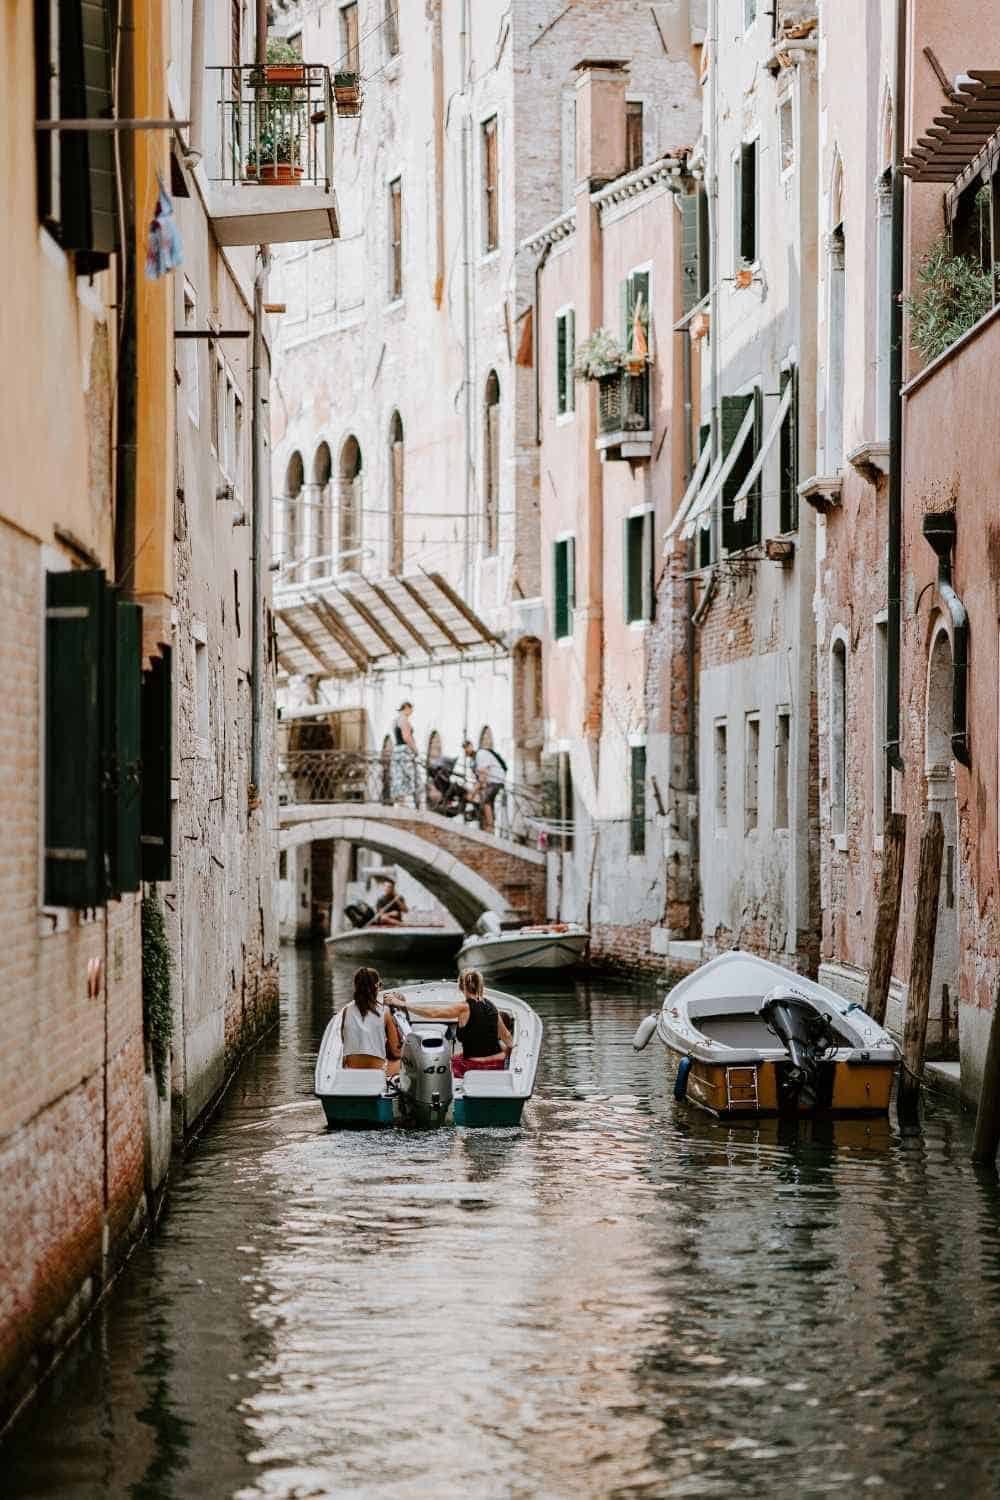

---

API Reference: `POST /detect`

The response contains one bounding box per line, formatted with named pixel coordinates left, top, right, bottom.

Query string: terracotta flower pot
left=265, top=63, right=306, bottom=85
left=247, top=162, right=304, bottom=186
left=334, top=74, right=362, bottom=115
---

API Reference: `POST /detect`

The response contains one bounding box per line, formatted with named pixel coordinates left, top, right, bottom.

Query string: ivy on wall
left=142, top=889, right=174, bottom=1099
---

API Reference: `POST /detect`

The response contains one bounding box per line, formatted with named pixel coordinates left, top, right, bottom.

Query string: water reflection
left=5, top=952, right=1000, bottom=1497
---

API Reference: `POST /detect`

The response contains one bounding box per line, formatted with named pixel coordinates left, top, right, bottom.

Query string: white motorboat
left=633, top=950, right=899, bottom=1117
left=314, top=980, right=543, bottom=1128
left=457, top=912, right=589, bottom=978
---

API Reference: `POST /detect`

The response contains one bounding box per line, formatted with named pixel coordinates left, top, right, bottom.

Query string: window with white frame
left=183, top=281, right=199, bottom=425
left=743, top=0, right=757, bottom=29
left=553, top=535, right=575, bottom=640
left=734, top=140, right=758, bottom=267
left=875, top=170, right=892, bottom=442
left=774, top=708, right=790, bottom=829
left=556, top=307, right=575, bottom=417
left=830, top=636, right=848, bottom=837
left=827, top=223, right=846, bottom=467
left=233, top=393, right=243, bottom=497
left=624, top=508, right=654, bottom=624
left=745, top=714, right=760, bottom=832
left=482, top=116, right=499, bottom=253
left=779, top=96, right=795, bottom=175
left=714, top=720, right=728, bottom=830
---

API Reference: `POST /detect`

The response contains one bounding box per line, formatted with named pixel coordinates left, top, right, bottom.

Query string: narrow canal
left=7, top=951, right=1000, bottom=1498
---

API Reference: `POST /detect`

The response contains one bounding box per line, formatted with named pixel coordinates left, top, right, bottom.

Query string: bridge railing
left=277, top=749, right=547, bottom=847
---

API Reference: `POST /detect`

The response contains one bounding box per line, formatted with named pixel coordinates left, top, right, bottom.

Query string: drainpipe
left=922, top=512, right=970, bottom=767
left=114, top=0, right=137, bottom=591
left=681, top=327, right=696, bottom=796
left=250, top=248, right=270, bottom=795
left=430, top=0, right=445, bottom=307
left=460, top=0, right=474, bottom=598
left=885, top=0, right=907, bottom=773
left=534, top=240, right=552, bottom=445
left=706, top=0, right=722, bottom=559
left=185, top=0, right=205, bottom=166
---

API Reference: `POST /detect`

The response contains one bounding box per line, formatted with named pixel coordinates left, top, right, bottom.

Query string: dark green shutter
left=739, top=141, right=757, bottom=264
left=554, top=540, right=568, bottom=639
left=142, top=648, right=173, bottom=881
left=779, top=366, right=799, bottom=533
left=107, top=599, right=143, bottom=894
left=630, top=745, right=646, bottom=855
left=698, top=187, right=710, bottom=299
left=45, top=569, right=105, bottom=906
left=625, top=515, right=645, bottom=622
left=59, top=0, right=118, bottom=266
left=721, top=393, right=753, bottom=553
left=566, top=535, right=576, bottom=617
left=566, top=308, right=575, bottom=412
left=681, top=194, right=700, bottom=312
left=557, top=314, right=567, bottom=414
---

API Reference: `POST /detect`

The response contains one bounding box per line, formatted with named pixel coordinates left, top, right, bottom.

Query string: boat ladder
left=725, top=1065, right=760, bottom=1110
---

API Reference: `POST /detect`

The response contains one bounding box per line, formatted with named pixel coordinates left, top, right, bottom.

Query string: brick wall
left=387, top=815, right=546, bottom=922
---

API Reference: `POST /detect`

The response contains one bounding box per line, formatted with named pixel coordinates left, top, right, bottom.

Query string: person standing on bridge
left=463, top=737, right=507, bottom=834
left=389, top=701, right=418, bottom=807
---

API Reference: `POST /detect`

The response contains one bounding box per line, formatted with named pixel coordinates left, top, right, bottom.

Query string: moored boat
left=326, top=922, right=462, bottom=962
left=314, top=980, right=543, bottom=1128
left=457, top=912, right=588, bottom=977
left=633, top=951, right=899, bottom=1117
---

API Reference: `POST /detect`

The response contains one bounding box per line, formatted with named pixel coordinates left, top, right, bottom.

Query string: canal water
left=6, top=951, right=1000, bottom=1499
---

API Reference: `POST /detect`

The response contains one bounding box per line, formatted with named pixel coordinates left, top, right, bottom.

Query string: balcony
left=207, top=64, right=341, bottom=246
left=596, top=367, right=652, bottom=461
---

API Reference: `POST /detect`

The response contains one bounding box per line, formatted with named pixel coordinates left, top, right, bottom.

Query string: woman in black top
left=389, top=970, right=512, bottom=1078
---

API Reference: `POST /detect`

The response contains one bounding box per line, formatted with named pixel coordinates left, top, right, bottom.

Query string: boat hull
left=666, top=1044, right=896, bottom=1118
left=458, top=930, right=588, bottom=976
left=326, top=926, right=462, bottom=961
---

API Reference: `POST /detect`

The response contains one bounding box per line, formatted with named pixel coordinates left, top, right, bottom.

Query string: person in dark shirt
left=373, top=877, right=408, bottom=926
left=388, top=969, right=512, bottom=1077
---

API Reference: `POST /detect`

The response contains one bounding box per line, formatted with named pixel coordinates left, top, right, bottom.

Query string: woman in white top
left=341, top=967, right=402, bottom=1076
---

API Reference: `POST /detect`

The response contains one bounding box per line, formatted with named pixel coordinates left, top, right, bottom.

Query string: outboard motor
left=474, top=910, right=503, bottom=939
left=759, top=985, right=839, bottom=1110
left=397, top=1026, right=454, bottom=1126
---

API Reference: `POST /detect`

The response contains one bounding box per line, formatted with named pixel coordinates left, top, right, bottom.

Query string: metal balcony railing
left=209, top=64, right=334, bottom=190
left=597, top=367, right=651, bottom=435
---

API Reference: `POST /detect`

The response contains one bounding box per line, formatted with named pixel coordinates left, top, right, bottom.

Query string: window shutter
left=554, top=541, right=568, bottom=639
left=557, top=315, right=567, bottom=414
left=721, top=393, right=753, bottom=553
left=487, top=401, right=500, bottom=552
left=567, top=309, right=575, bottom=411
left=59, top=0, right=117, bottom=267
left=109, top=598, right=143, bottom=894
left=566, top=535, right=576, bottom=617
left=630, top=744, right=646, bottom=855
left=779, top=366, right=799, bottom=533
left=45, top=569, right=106, bottom=906
left=625, top=515, right=645, bottom=622
left=740, top=141, right=757, bottom=263
left=681, top=194, right=700, bottom=312
left=620, top=279, right=630, bottom=346
left=141, top=647, right=173, bottom=882
left=698, top=188, right=710, bottom=299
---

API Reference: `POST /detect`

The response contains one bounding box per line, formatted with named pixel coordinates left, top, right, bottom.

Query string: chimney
left=574, top=60, right=629, bottom=190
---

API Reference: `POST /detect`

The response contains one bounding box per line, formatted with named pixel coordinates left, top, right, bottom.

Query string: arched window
left=389, top=411, right=404, bottom=575
left=427, top=729, right=442, bottom=762
left=926, top=626, right=954, bottom=771
left=483, top=371, right=500, bottom=555
left=339, top=436, right=363, bottom=571
left=478, top=724, right=494, bottom=751
left=826, top=157, right=846, bottom=469
left=830, top=636, right=847, bottom=837
left=285, top=450, right=304, bottom=568
left=313, top=441, right=332, bottom=580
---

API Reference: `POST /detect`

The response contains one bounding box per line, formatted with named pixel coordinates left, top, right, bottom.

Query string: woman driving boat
left=388, top=970, right=512, bottom=1078
left=342, top=966, right=402, bottom=1077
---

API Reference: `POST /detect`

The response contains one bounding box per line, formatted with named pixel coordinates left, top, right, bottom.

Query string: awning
left=678, top=401, right=756, bottom=540
left=274, top=570, right=505, bottom=680
left=730, top=378, right=793, bottom=523
left=664, top=437, right=713, bottom=543
left=902, top=70, right=1000, bottom=184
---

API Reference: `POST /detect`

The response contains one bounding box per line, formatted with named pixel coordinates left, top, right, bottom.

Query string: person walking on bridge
left=389, top=701, right=418, bottom=807
left=464, top=736, right=506, bottom=834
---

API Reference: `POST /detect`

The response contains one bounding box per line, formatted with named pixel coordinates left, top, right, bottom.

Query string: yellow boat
left=633, top=951, right=899, bottom=1118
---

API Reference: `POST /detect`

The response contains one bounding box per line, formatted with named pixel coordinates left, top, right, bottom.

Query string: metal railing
left=278, top=749, right=545, bottom=846
left=210, top=65, right=334, bottom=190
left=597, top=367, right=651, bottom=435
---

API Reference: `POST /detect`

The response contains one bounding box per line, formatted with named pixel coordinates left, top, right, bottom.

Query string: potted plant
left=573, top=327, right=625, bottom=382
left=245, top=123, right=303, bottom=185
left=905, top=231, right=996, bottom=362
left=334, top=71, right=362, bottom=115
left=260, top=37, right=306, bottom=88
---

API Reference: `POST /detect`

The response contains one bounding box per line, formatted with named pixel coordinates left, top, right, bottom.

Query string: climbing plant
left=906, top=233, right=995, bottom=362
left=142, top=888, right=174, bottom=1099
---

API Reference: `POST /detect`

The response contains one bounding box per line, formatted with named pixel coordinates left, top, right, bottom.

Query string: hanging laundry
left=144, top=173, right=184, bottom=280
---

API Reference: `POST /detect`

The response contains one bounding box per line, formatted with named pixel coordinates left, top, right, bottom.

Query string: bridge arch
left=279, top=805, right=544, bottom=929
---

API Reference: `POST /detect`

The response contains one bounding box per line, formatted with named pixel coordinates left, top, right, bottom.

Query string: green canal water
left=5, top=949, right=1000, bottom=1498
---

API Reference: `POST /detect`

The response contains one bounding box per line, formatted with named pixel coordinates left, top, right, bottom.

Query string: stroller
left=426, top=756, right=476, bottom=820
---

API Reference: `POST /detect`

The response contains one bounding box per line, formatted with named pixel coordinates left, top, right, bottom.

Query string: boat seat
left=329, top=1069, right=388, bottom=1095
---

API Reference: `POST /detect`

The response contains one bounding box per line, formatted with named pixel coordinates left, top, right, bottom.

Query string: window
left=556, top=309, right=576, bottom=417
left=827, top=223, right=846, bottom=468
left=875, top=170, right=893, bottom=442
left=195, top=637, right=209, bottom=740
left=233, top=394, right=244, bottom=496
left=542, top=749, right=574, bottom=853
left=779, top=366, right=798, bottom=533
left=482, top=116, right=499, bottom=252
left=384, top=0, right=399, bottom=58
left=630, top=745, right=647, bottom=855
left=285, top=450, right=304, bottom=565
left=874, top=619, right=888, bottom=836
left=830, top=637, right=847, bottom=838
left=714, top=720, right=728, bottom=830
left=697, top=422, right=714, bottom=569
left=484, top=370, right=500, bottom=554
left=209, top=344, right=221, bottom=455
left=743, top=0, right=757, bottom=27
left=721, top=390, right=762, bottom=552
left=182, top=282, right=200, bottom=425
left=681, top=188, right=710, bottom=312
left=621, top=269, right=651, bottom=358
left=339, top=437, right=363, bottom=566
left=35, top=0, right=117, bottom=270
left=745, top=715, right=760, bottom=832
left=625, top=101, right=644, bottom=173
left=341, top=3, right=359, bottom=72
left=779, top=97, right=794, bottom=174
left=223, top=372, right=235, bottom=477
left=735, top=140, right=758, bottom=266
left=279, top=850, right=288, bottom=881
left=313, top=441, right=333, bottom=580
left=389, top=412, right=404, bottom=574
left=553, top=536, right=575, bottom=640
left=774, top=709, right=790, bottom=829
left=625, top=510, right=654, bottom=624
left=389, top=178, right=403, bottom=300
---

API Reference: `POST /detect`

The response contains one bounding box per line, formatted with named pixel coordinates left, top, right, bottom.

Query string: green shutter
left=697, top=187, right=710, bottom=299
left=681, top=194, right=700, bottom=312
left=141, top=647, right=173, bottom=881
left=59, top=0, right=117, bottom=266
left=625, top=515, right=645, bottom=622
left=45, top=569, right=106, bottom=906
left=567, top=308, right=575, bottom=412
left=554, top=540, right=568, bottom=639
left=557, top=314, right=567, bottom=414
left=630, top=744, right=646, bottom=855
left=109, top=598, right=143, bottom=894
left=566, top=535, right=576, bottom=616
left=779, top=366, right=799, bottom=533
left=740, top=141, right=757, bottom=263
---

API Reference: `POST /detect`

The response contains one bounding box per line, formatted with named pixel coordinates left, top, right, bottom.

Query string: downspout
left=921, top=512, right=970, bottom=766
left=114, top=0, right=137, bottom=592
left=885, top=0, right=907, bottom=772
left=430, top=0, right=445, bottom=307
left=250, top=249, right=270, bottom=796
left=682, top=326, right=696, bottom=797
left=706, top=0, right=722, bottom=562
left=185, top=0, right=205, bottom=166
left=460, top=0, right=473, bottom=597
left=534, top=240, right=552, bottom=445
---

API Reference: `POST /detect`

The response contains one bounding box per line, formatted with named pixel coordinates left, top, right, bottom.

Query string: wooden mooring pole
left=896, top=810, right=944, bottom=1126
left=972, top=982, right=1000, bottom=1166
left=865, top=812, right=907, bottom=1026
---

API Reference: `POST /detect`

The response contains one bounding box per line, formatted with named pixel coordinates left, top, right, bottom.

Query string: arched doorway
left=339, top=436, right=363, bottom=570
left=925, top=624, right=959, bottom=1058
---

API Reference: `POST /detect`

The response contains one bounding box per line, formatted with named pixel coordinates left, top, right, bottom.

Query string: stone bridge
left=279, top=803, right=547, bottom=929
